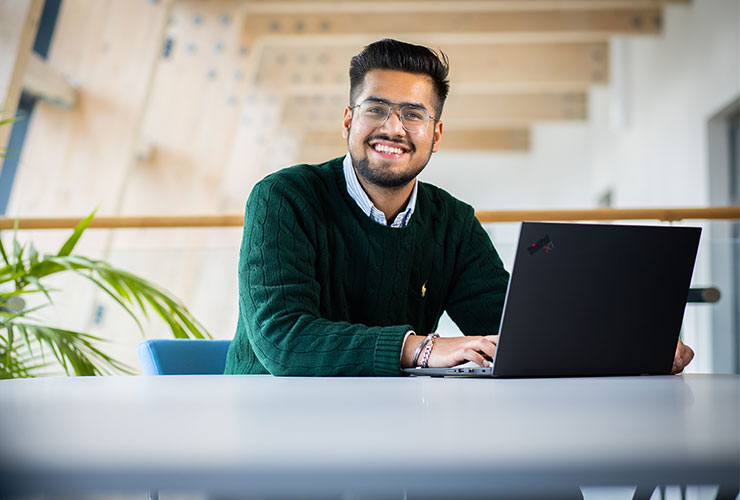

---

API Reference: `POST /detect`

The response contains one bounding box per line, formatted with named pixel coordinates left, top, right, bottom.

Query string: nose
left=379, top=108, right=406, bottom=135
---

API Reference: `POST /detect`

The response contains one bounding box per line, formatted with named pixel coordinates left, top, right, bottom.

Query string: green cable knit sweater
left=224, top=157, right=510, bottom=376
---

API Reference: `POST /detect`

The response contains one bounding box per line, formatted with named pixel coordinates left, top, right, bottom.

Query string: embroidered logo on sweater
left=421, top=281, right=428, bottom=298
left=527, top=235, right=554, bottom=256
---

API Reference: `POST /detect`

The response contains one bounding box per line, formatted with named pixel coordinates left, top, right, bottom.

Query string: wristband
left=420, top=333, right=440, bottom=368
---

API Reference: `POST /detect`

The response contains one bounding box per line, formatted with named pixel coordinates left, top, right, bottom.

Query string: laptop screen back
left=492, top=222, right=701, bottom=377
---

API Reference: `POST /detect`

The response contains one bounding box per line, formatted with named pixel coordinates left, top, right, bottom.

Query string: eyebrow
left=363, top=96, right=429, bottom=111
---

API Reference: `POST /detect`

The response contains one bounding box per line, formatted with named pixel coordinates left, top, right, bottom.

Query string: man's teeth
left=374, top=144, right=405, bottom=154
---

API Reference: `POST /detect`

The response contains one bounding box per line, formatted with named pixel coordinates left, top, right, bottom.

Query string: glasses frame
left=351, top=99, right=437, bottom=134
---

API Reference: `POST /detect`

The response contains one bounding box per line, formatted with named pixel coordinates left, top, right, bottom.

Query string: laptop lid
left=490, top=221, right=701, bottom=377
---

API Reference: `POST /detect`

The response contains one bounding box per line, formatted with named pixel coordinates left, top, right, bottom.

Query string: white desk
left=0, top=374, right=738, bottom=498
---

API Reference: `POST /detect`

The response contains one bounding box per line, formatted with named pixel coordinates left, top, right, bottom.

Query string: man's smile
left=366, top=137, right=414, bottom=159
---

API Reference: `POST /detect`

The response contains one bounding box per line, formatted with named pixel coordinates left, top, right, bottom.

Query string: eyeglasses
left=352, top=99, right=436, bottom=134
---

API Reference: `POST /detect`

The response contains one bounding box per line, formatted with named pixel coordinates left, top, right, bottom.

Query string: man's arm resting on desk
left=401, top=334, right=499, bottom=368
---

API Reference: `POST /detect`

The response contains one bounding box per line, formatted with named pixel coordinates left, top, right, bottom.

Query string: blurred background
left=0, top=0, right=738, bottom=375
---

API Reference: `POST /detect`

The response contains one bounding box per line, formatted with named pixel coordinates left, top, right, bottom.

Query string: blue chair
left=136, top=339, right=231, bottom=375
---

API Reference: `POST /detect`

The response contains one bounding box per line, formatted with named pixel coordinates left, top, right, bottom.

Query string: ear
left=431, top=120, right=443, bottom=153
left=342, top=107, right=353, bottom=139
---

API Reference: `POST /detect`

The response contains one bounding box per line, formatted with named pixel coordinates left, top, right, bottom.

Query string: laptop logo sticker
left=528, top=235, right=554, bottom=255
left=421, top=281, right=427, bottom=297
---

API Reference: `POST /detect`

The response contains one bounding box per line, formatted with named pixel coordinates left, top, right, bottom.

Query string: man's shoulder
left=256, top=157, right=343, bottom=194
left=245, top=157, right=345, bottom=220
left=417, top=180, right=476, bottom=221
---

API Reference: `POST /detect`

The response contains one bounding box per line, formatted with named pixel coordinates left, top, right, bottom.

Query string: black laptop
left=403, top=221, right=701, bottom=378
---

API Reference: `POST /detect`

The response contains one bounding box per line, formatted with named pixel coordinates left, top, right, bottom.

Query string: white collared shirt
left=342, top=153, right=418, bottom=228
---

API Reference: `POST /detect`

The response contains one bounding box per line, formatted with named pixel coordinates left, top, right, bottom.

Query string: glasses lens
left=359, top=101, right=390, bottom=126
left=400, top=106, right=430, bottom=133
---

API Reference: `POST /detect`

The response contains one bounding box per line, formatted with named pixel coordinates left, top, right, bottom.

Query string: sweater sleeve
left=444, top=206, right=510, bottom=335
left=236, top=177, right=408, bottom=376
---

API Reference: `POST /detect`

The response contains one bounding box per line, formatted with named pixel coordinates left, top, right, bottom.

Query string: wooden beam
left=242, top=7, right=662, bottom=46
left=0, top=0, right=43, bottom=154
left=22, top=52, right=78, bottom=109
left=246, top=1, right=688, bottom=10
left=438, top=128, right=530, bottom=150
left=297, top=128, right=530, bottom=163
left=445, top=92, right=588, bottom=126
left=252, top=42, right=609, bottom=91
left=281, top=92, right=587, bottom=129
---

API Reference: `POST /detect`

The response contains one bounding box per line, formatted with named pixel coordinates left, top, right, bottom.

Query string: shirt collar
left=343, top=153, right=418, bottom=228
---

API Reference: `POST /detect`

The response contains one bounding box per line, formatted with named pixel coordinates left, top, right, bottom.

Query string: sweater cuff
left=374, top=326, right=410, bottom=376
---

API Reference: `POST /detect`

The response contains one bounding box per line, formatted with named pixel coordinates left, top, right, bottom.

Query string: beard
left=349, top=133, right=433, bottom=190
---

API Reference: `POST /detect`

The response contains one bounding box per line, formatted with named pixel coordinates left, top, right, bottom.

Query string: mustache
left=364, top=134, right=415, bottom=152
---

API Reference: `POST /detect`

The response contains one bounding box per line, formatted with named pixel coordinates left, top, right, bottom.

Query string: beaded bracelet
left=420, top=333, right=440, bottom=368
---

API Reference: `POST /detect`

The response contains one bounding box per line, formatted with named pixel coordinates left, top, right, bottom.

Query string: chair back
left=136, top=339, right=231, bottom=375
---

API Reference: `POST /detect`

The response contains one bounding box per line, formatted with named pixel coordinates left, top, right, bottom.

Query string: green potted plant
left=0, top=116, right=210, bottom=378
left=0, top=212, right=211, bottom=378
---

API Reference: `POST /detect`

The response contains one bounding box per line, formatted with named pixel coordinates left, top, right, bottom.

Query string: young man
left=224, top=39, right=693, bottom=376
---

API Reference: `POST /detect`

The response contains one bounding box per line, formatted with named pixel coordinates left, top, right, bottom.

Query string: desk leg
left=633, top=485, right=657, bottom=500
left=717, top=485, right=740, bottom=500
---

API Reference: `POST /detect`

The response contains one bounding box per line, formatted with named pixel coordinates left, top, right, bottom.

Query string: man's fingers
left=672, top=340, right=695, bottom=374
left=477, top=338, right=497, bottom=360
left=682, top=343, right=694, bottom=365
left=430, top=335, right=499, bottom=368
left=463, top=348, right=489, bottom=367
left=484, top=335, right=499, bottom=345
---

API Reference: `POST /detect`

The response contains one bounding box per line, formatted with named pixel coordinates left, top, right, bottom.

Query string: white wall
left=423, top=123, right=593, bottom=212
left=589, top=0, right=740, bottom=208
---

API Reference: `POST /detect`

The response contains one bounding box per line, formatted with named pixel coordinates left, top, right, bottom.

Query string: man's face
left=342, top=69, right=443, bottom=190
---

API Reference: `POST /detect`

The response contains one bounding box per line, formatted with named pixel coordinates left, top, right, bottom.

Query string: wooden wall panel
left=119, top=0, right=246, bottom=216
left=8, top=0, right=172, bottom=217
left=250, top=41, right=609, bottom=92
left=221, top=88, right=300, bottom=209
left=110, top=0, right=251, bottom=308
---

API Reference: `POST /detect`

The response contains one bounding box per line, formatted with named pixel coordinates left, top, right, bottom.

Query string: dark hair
left=349, top=39, right=450, bottom=117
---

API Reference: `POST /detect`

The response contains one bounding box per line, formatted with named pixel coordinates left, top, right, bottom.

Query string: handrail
left=0, top=206, right=737, bottom=230
left=476, top=206, right=740, bottom=223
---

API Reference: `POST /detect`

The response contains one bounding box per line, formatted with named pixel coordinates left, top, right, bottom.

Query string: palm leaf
left=0, top=115, right=20, bottom=160
left=8, top=320, right=134, bottom=376
left=42, top=255, right=145, bottom=334
left=45, top=254, right=208, bottom=339
left=57, top=210, right=96, bottom=257
left=0, top=234, right=10, bottom=267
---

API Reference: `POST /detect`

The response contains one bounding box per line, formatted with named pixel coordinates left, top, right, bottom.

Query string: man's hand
left=671, top=339, right=694, bottom=374
left=401, top=335, right=498, bottom=368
